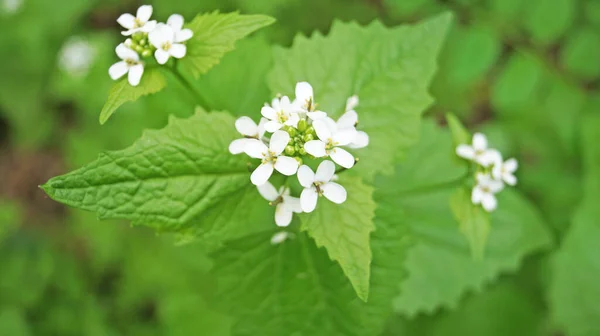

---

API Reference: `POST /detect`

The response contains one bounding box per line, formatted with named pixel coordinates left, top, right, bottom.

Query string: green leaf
left=268, top=13, right=452, bottom=179
left=491, top=53, right=544, bottom=114
left=560, top=27, right=600, bottom=81
left=524, top=0, right=575, bottom=45
left=445, top=113, right=470, bottom=147
left=450, top=187, right=491, bottom=260
left=182, top=12, right=275, bottom=78
left=42, top=110, right=271, bottom=248
left=375, top=121, right=551, bottom=316
left=99, top=67, right=167, bottom=125
left=300, top=176, right=375, bottom=301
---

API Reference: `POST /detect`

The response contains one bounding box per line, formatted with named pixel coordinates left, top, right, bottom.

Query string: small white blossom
left=109, top=43, right=144, bottom=86
left=261, top=96, right=300, bottom=132
left=492, top=157, right=518, bottom=186
left=117, top=5, right=157, bottom=36
left=270, top=231, right=291, bottom=245
left=244, top=131, right=300, bottom=185
left=472, top=173, right=504, bottom=212
left=148, top=23, right=188, bottom=64
left=304, top=119, right=357, bottom=168
left=456, top=133, right=500, bottom=167
left=229, top=117, right=267, bottom=154
left=334, top=95, right=369, bottom=149
left=294, top=82, right=327, bottom=120
left=166, top=14, right=194, bottom=43
left=345, top=95, right=359, bottom=112
left=257, top=182, right=302, bottom=227
left=58, top=37, right=96, bottom=76
left=297, top=160, right=347, bottom=212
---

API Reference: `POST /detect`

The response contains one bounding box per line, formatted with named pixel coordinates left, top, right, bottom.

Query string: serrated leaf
left=43, top=110, right=272, bottom=247
left=450, top=187, right=491, bottom=260
left=182, top=12, right=275, bottom=78
left=300, top=176, right=375, bottom=301
left=267, top=13, right=452, bottom=179
left=376, top=121, right=551, bottom=316
left=99, top=67, right=167, bottom=124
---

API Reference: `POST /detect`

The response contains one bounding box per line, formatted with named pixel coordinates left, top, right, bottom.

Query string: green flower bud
left=138, top=38, right=147, bottom=46
left=297, top=119, right=307, bottom=132
left=299, top=148, right=307, bottom=156
left=141, top=49, right=152, bottom=58
left=286, top=127, right=297, bottom=137
left=306, top=126, right=315, bottom=136
left=295, top=157, right=303, bottom=165
left=288, top=138, right=295, bottom=145
left=294, top=136, right=303, bottom=143
left=132, top=32, right=144, bottom=41
left=285, top=146, right=296, bottom=156
left=303, top=133, right=314, bottom=142
left=294, top=144, right=302, bottom=152
left=134, top=45, right=144, bottom=54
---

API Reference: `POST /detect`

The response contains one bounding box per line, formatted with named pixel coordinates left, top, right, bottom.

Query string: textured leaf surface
left=268, top=14, right=451, bottom=179
left=378, top=121, right=551, bottom=316
left=183, top=12, right=275, bottom=78
left=99, top=67, right=167, bottom=124
left=43, top=110, right=272, bottom=247
left=300, top=176, right=375, bottom=301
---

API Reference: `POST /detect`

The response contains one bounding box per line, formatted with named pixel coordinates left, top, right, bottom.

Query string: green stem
left=168, top=64, right=211, bottom=112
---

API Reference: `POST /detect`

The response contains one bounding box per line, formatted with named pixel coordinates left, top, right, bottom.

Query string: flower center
left=277, top=111, right=288, bottom=124
left=481, top=186, right=491, bottom=193
left=125, top=58, right=138, bottom=66
left=304, top=98, right=315, bottom=111
left=325, top=139, right=337, bottom=151
left=261, top=151, right=277, bottom=164
left=162, top=42, right=172, bottom=51
left=133, top=18, right=144, bottom=28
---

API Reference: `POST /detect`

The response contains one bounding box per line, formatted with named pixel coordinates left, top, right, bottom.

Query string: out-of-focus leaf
left=450, top=187, right=491, bottom=259
left=524, top=0, right=575, bottom=45
left=560, top=27, right=600, bottom=81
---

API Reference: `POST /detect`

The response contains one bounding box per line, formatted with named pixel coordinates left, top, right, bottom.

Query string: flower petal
left=481, top=194, right=497, bottom=212
left=300, top=188, right=318, bottom=213
left=257, top=181, right=279, bottom=202
left=333, top=128, right=357, bottom=146
left=504, top=158, right=518, bottom=172
left=275, top=204, right=293, bottom=227
left=471, top=186, right=483, bottom=204
left=503, top=173, right=517, bottom=186
left=108, top=61, right=128, bottom=80
left=257, top=118, right=268, bottom=138
left=283, top=196, right=303, bottom=213
left=228, top=138, right=251, bottom=154
left=349, top=131, right=369, bottom=149
left=140, top=20, right=157, bottom=33
left=269, top=130, right=290, bottom=155
left=345, top=95, right=359, bottom=111
left=148, top=24, right=173, bottom=48
left=337, top=110, right=358, bottom=129
left=312, top=120, right=332, bottom=141
left=295, top=82, right=313, bottom=105
left=235, top=116, right=258, bottom=136
left=285, top=113, right=300, bottom=128
left=270, top=231, right=289, bottom=245
left=243, top=139, right=268, bottom=159
left=274, top=156, right=299, bottom=176
left=175, top=28, right=193, bottom=43
left=297, top=165, right=315, bottom=188
left=322, top=182, right=347, bottom=204
left=261, top=106, right=278, bottom=120
left=167, top=13, right=184, bottom=31
left=154, top=49, right=170, bottom=65
left=116, top=43, right=138, bottom=61
left=251, top=163, right=274, bottom=186
left=169, top=43, right=187, bottom=58
left=479, top=149, right=502, bottom=167
left=330, top=147, right=354, bottom=169
left=456, top=144, right=475, bottom=160
left=472, top=133, right=487, bottom=151
left=127, top=64, right=144, bottom=86
left=315, top=160, right=335, bottom=183
left=306, top=111, right=327, bottom=120
left=136, top=5, right=153, bottom=22
left=489, top=179, right=505, bottom=193
left=264, top=121, right=283, bottom=133
left=117, top=13, right=135, bottom=29
left=304, top=140, right=327, bottom=157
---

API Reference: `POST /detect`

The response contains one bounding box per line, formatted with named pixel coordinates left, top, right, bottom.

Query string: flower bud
left=294, top=136, right=303, bottom=143
left=295, top=157, right=303, bottom=165
left=306, top=126, right=315, bottom=136
left=138, top=38, right=147, bottom=46
left=285, top=146, right=296, bottom=156
left=299, top=148, right=307, bottom=156
left=141, top=50, right=152, bottom=58
left=134, top=45, right=144, bottom=54
left=303, top=133, right=314, bottom=142
left=286, top=126, right=297, bottom=137
left=297, top=119, right=307, bottom=132
left=132, top=32, right=144, bottom=41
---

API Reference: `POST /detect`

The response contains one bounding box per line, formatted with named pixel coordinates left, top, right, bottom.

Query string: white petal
left=140, top=20, right=157, bottom=33
left=472, top=133, right=487, bottom=151
left=275, top=204, right=293, bottom=227
left=228, top=138, right=251, bottom=154
left=315, top=160, right=335, bottom=183
left=300, top=188, right=318, bottom=213
left=243, top=140, right=268, bottom=159
left=269, top=130, right=290, bottom=155
left=345, top=95, right=359, bottom=111
left=337, top=110, right=358, bottom=129
left=167, top=13, right=184, bottom=31
left=175, top=28, right=193, bottom=43
left=471, top=187, right=483, bottom=204
left=108, top=61, right=128, bottom=80
left=295, top=82, right=313, bottom=105
left=349, top=131, right=369, bottom=149
left=333, top=128, right=357, bottom=146
left=297, top=165, right=315, bottom=188
left=481, top=194, right=497, bottom=212
left=489, top=179, right=505, bottom=193
left=306, top=111, right=327, bottom=120
left=154, top=49, right=170, bottom=65
left=116, top=43, right=138, bottom=60
left=324, top=117, right=337, bottom=132
left=169, top=43, right=186, bottom=58
left=283, top=196, right=303, bottom=213
left=235, top=116, right=258, bottom=137
left=456, top=145, right=475, bottom=160
left=257, top=118, right=268, bottom=138
left=491, top=161, right=502, bottom=180
left=479, top=149, right=502, bottom=167
left=312, top=120, right=332, bottom=141
left=503, top=173, right=517, bottom=186
left=304, top=140, right=327, bottom=157
left=504, top=158, right=518, bottom=172
left=251, top=163, right=274, bottom=186
left=261, top=106, right=278, bottom=120
left=330, top=147, right=354, bottom=169
left=274, top=156, right=299, bottom=176
left=285, top=113, right=300, bottom=128
left=127, top=64, right=144, bottom=86
left=257, top=182, right=279, bottom=202
left=279, top=96, right=292, bottom=109
left=117, top=13, right=135, bottom=29
left=321, top=182, right=347, bottom=204
left=264, top=121, right=283, bottom=133
left=270, top=232, right=289, bottom=245
left=136, top=5, right=153, bottom=22
left=148, top=24, right=173, bottom=48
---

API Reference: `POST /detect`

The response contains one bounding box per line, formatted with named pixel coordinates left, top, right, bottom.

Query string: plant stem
left=168, top=65, right=211, bottom=112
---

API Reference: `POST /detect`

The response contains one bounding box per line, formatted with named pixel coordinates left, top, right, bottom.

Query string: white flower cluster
left=109, top=5, right=193, bottom=86
left=456, top=133, right=518, bottom=212
left=230, top=82, right=369, bottom=227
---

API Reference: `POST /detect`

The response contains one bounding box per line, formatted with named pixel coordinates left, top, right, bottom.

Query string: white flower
left=456, top=133, right=500, bottom=167
left=58, top=37, right=96, bottom=76
left=229, top=117, right=267, bottom=154
left=166, top=14, right=194, bottom=43
left=261, top=96, right=300, bottom=132
left=297, top=160, right=347, bottom=212
left=492, top=158, right=518, bottom=186
left=345, top=95, right=359, bottom=112
left=294, top=82, right=327, bottom=120
left=1, top=0, right=22, bottom=14
left=257, top=182, right=302, bottom=227
left=270, top=231, right=291, bottom=245
left=148, top=23, right=188, bottom=64
left=108, top=43, right=144, bottom=86
left=472, top=173, right=504, bottom=212
left=304, top=119, right=357, bottom=168
left=244, top=131, right=300, bottom=185
left=334, top=96, right=369, bottom=149
left=117, top=5, right=157, bottom=36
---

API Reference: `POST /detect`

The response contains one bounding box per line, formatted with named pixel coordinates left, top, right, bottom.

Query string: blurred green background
left=0, top=0, right=598, bottom=335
